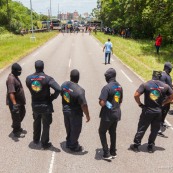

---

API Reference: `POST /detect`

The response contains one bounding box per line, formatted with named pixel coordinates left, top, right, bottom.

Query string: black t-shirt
left=99, top=81, right=123, bottom=121
left=26, top=72, right=61, bottom=104
left=160, top=71, right=172, bottom=88
left=137, top=80, right=173, bottom=113
left=6, top=74, right=26, bottom=105
left=61, top=81, right=87, bottom=117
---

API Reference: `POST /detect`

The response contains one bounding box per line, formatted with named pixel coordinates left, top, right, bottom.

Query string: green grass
left=0, top=31, right=58, bottom=69
left=94, top=32, right=173, bottom=81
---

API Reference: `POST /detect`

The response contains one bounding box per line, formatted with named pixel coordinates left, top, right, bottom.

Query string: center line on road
left=121, top=70, right=133, bottom=83
left=69, top=59, right=71, bottom=68
left=48, top=151, right=55, bottom=173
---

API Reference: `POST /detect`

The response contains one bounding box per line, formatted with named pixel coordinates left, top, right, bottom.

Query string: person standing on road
left=130, top=71, right=173, bottom=153
left=26, top=60, right=61, bottom=149
left=6, top=63, right=26, bottom=138
left=99, top=68, right=123, bottom=160
left=155, top=34, right=162, bottom=54
left=61, top=69, right=90, bottom=152
left=103, top=38, right=113, bottom=65
left=158, top=62, right=173, bottom=136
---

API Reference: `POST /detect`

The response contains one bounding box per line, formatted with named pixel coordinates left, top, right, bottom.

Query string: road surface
left=0, top=32, right=173, bottom=173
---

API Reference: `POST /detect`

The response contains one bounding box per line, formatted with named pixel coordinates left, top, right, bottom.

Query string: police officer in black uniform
left=158, top=62, right=173, bottom=136
left=26, top=60, right=61, bottom=149
left=61, top=69, right=90, bottom=152
left=130, top=71, right=173, bottom=153
left=99, top=68, right=123, bottom=160
left=6, top=63, right=26, bottom=138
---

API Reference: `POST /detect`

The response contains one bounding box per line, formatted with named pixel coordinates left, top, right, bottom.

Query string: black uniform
left=160, top=70, right=172, bottom=123
left=134, top=80, right=173, bottom=146
left=61, top=81, right=87, bottom=149
left=26, top=61, right=61, bottom=147
left=6, top=64, right=26, bottom=136
left=99, top=68, right=123, bottom=157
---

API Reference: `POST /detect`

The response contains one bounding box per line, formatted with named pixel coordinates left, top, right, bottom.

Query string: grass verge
left=0, top=31, right=58, bottom=69
left=94, top=32, right=173, bottom=81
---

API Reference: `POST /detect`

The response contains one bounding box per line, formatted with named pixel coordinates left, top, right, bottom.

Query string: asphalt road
left=1, top=32, right=173, bottom=173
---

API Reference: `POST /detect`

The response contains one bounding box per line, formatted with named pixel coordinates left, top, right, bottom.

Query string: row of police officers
left=6, top=60, right=173, bottom=160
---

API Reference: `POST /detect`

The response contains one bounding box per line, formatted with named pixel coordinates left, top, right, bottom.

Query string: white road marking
left=69, top=59, right=71, bottom=68
left=48, top=151, right=55, bottom=173
left=121, top=70, right=133, bottom=83
left=21, top=63, right=25, bottom=66
left=111, top=58, right=114, bottom=62
left=32, top=51, right=39, bottom=57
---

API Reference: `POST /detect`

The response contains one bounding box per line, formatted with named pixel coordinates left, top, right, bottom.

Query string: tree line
left=93, top=0, right=173, bottom=44
left=0, top=0, right=48, bottom=34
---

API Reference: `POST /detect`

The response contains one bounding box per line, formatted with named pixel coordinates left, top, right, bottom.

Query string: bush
left=0, top=26, right=6, bottom=33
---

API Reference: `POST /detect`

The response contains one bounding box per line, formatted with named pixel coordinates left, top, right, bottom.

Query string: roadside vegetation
left=0, top=31, right=58, bottom=69
left=94, top=32, right=173, bottom=81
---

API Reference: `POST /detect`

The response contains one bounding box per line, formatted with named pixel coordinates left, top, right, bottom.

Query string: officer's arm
left=49, top=78, right=61, bottom=101
left=103, top=45, right=105, bottom=52
left=134, top=91, right=142, bottom=106
left=81, top=104, right=90, bottom=122
left=163, top=94, right=173, bottom=106
left=9, top=93, right=17, bottom=105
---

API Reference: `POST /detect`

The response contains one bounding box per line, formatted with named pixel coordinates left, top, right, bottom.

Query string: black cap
left=35, top=60, right=44, bottom=73
left=11, top=63, right=22, bottom=76
left=104, top=68, right=116, bottom=79
left=152, top=71, right=162, bottom=80
left=164, top=62, right=172, bottom=70
left=70, top=69, right=80, bottom=83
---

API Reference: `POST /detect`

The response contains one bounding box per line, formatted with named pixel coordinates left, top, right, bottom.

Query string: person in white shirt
left=103, top=38, right=113, bottom=65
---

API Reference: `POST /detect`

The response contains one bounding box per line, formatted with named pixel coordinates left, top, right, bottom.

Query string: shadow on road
left=128, top=143, right=165, bottom=153
left=139, top=143, right=165, bottom=153
left=95, top=148, right=112, bottom=162
left=60, top=141, right=88, bottom=156
left=28, top=141, right=61, bottom=152
left=8, top=130, right=27, bottom=142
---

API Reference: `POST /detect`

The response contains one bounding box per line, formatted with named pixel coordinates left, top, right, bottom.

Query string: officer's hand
left=12, top=104, right=19, bottom=113
left=86, top=115, right=90, bottom=123
left=50, top=94, right=55, bottom=102
left=139, top=103, right=145, bottom=109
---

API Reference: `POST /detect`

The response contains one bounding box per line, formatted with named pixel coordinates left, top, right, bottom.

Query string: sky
left=14, top=0, right=97, bottom=16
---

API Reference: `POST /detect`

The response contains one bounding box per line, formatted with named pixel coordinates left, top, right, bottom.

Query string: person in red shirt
left=155, top=34, right=162, bottom=54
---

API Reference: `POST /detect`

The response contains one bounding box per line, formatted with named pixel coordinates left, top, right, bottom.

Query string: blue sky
left=15, top=0, right=97, bottom=15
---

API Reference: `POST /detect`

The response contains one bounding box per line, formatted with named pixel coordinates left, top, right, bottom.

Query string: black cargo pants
left=9, top=103, right=26, bottom=133
left=99, top=119, right=118, bottom=155
left=134, top=109, right=161, bottom=145
left=33, top=112, right=52, bottom=145
left=63, top=112, right=82, bottom=149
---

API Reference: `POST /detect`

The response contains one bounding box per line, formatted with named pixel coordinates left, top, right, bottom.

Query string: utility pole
left=58, top=3, right=59, bottom=20
left=30, top=0, right=36, bottom=41
left=50, top=0, right=52, bottom=21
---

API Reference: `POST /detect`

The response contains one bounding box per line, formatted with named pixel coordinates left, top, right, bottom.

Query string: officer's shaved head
left=35, top=60, right=44, bottom=73
left=70, top=69, right=80, bottom=83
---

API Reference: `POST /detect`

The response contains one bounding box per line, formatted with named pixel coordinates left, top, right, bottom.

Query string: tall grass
left=94, top=32, right=173, bottom=81
left=0, top=31, right=58, bottom=69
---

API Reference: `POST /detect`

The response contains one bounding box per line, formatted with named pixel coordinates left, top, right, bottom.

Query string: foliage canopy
left=94, top=0, right=173, bottom=43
